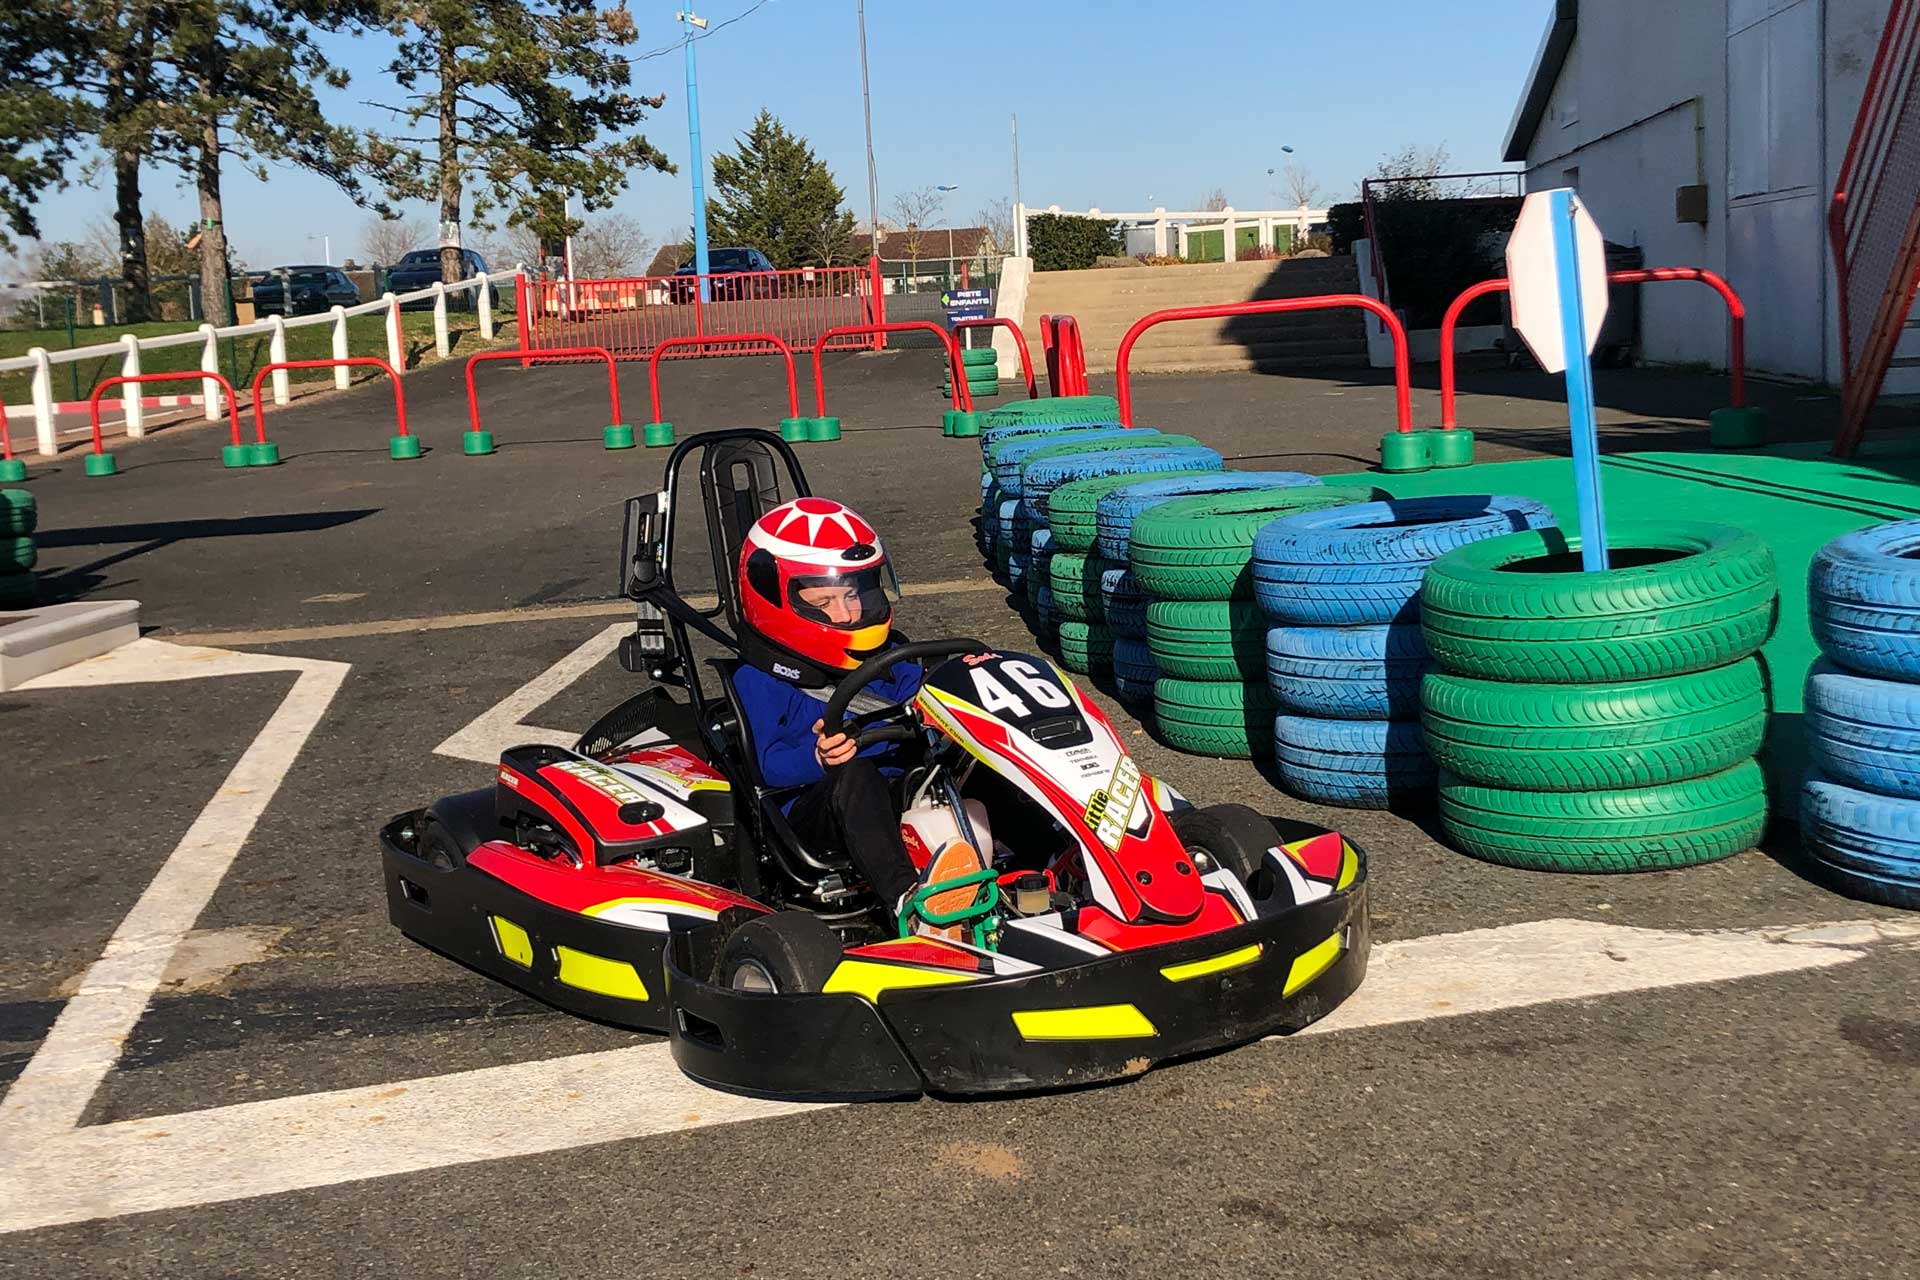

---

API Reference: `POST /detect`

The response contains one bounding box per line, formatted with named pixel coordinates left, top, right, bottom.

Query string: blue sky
left=21, top=0, right=1552, bottom=270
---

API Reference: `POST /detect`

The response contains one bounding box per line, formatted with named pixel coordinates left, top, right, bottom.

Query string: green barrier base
left=1430, top=429, right=1475, bottom=468
left=1379, top=430, right=1433, bottom=474
left=643, top=422, right=676, bottom=448
left=949, top=411, right=980, bottom=437
left=83, top=452, right=118, bottom=477
left=0, top=459, right=24, bottom=483
left=1709, top=406, right=1769, bottom=449
left=221, top=444, right=250, bottom=469
left=603, top=423, right=636, bottom=450
left=463, top=430, right=496, bottom=456
left=245, top=441, right=281, bottom=467
left=779, top=417, right=809, bottom=443
left=806, top=416, right=842, bottom=443
left=389, top=434, right=422, bottom=460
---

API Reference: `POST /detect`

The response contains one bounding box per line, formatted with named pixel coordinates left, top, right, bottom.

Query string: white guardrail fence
left=0, top=266, right=526, bottom=457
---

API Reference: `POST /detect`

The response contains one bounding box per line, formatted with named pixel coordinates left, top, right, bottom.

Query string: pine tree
left=708, top=111, right=856, bottom=270
left=365, top=0, right=672, bottom=285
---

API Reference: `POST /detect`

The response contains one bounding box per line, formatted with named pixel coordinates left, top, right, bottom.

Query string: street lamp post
left=857, top=1, right=881, bottom=261
left=936, top=183, right=959, bottom=287
left=308, top=234, right=331, bottom=266
left=679, top=10, right=712, bottom=303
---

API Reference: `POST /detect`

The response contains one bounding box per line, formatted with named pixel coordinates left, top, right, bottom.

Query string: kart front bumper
left=664, top=883, right=1369, bottom=1100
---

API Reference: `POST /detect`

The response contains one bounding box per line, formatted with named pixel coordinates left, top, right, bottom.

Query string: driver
left=731, top=497, right=980, bottom=939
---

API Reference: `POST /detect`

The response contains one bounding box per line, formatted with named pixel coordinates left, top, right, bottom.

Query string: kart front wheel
left=1171, top=803, right=1276, bottom=885
left=714, top=913, right=844, bottom=994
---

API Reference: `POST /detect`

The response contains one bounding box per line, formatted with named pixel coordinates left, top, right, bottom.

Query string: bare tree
left=1366, top=142, right=1454, bottom=199
left=1282, top=161, right=1323, bottom=208
left=362, top=215, right=430, bottom=267
left=976, top=197, right=1014, bottom=254
left=1193, top=187, right=1229, bottom=212
left=890, top=187, right=941, bottom=267
left=570, top=214, right=653, bottom=278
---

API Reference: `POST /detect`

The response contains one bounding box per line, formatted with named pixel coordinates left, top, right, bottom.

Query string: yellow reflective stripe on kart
left=490, top=916, right=534, bottom=968
left=554, top=946, right=651, bottom=1001
left=1336, top=843, right=1358, bottom=891
left=1283, top=929, right=1346, bottom=997
left=1159, top=942, right=1262, bottom=983
left=1012, top=1003, right=1157, bottom=1041
left=821, top=959, right=979, bottom=1003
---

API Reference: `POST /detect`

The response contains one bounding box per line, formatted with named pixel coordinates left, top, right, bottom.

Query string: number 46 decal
left=969, top=659, right=1070, bottom=720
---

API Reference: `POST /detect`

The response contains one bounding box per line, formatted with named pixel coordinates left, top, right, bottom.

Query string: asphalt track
left=2, top=350, right=1917, bottom=1277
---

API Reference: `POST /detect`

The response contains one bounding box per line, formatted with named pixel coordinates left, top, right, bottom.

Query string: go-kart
left=380, top=428, right=1370, bottom=1098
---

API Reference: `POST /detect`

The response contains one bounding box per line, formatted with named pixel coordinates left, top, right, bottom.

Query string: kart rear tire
left=714, top=912, right=844, bottom=995
left=1170, top=802, right=1274, bottom=884
left=1095, top=471, right=1321, bottom=563
left=1129, top=486, right=1381, bottom=601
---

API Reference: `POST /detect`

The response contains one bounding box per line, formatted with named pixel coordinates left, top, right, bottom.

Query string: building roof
left=1502, top=0, right=1579, bottom=163
left=646, top=243, right=691, bottom=276
left=872, top=226, right=994, bottom=261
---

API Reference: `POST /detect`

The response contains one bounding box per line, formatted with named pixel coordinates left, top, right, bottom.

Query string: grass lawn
left=0, top=309, right=520, bottom=406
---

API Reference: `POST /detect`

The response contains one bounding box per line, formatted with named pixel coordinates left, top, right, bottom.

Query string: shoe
left=899, top=839, right=984, bottom=942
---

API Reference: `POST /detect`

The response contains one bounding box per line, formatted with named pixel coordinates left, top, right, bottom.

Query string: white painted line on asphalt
left=0, top=639, right=350, bottom=1138
left=0, top=915, right=1911, bottom=1234
left=432, top=621, right=627, bottom=763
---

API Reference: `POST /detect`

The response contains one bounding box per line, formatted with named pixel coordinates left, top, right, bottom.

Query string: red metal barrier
left=1039, top=314, right=1089, bottom=397
left=88, top=370, right=245, bottom=455
left=252, top=357, right=409, bottom=445
left=1115, top=296, right=1410, bottom=429
left=1436, top=267, right=1749, bottom=429
left=953, top=317, right=1037, bottom=398
left=647, top=334, right=800, bottom=424
left=522, top=264, right=879, bottom=361
left=811, top=322, right=971, bottom=417
left=466, top=346, right=625, bottom=441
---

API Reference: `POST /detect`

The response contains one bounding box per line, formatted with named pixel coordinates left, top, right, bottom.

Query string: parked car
left=251, top=266, right=361, bottom=316
left=387, top=248, right=489, bottom=309
left=668, top=247, right=778, bottom=303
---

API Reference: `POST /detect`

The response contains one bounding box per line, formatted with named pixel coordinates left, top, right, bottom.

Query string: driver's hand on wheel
left=812, top=719, right=858, bottom=768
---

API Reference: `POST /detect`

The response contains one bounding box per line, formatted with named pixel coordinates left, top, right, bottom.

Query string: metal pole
left=857, top=0, right=881, bottom=259
left=1011, top=113, right=1021, bottom=215
left=66, top=294, right=79, bottom=399
left=1550, top=190, right=1610, bottom=573
left=682, top=11, right=712, bottom=303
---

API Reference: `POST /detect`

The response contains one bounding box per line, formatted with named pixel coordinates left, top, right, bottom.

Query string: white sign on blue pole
left=1506, top=188, right=1611, bottom=572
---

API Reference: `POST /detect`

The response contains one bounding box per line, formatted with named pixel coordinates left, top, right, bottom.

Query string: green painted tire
left=1049, top=551, right=1120, bottom=622
left=961, top=347, right=997, bottom=367
left=0, top=535, right=37, bottom=574
left=1419, top=523, right=1776, bottom=682
left=1153, top=677, right=1278, bottom=759
left=1046, top=468, right=1219, bottom=554
left=1129, top=485, right=1381, bottom=601
left=0, top=506, right=34, bottom=536
left=1145, top=599, right=1268, bottom=681
left=1437, top=759, right=1767, bottom=873
left=1057, top=620, right=1114, bottom=674
left=0, top=571, right=34, bottom=609
left=1421, top=658, right=1768, bottom=791
left=979, top=395, right=1120, bottom=431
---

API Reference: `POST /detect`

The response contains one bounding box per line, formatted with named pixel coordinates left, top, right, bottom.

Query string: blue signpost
left=1549, top=191, right=1610, bottom=571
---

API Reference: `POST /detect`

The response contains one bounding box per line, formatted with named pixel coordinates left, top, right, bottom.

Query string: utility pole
left=679, top=10, right=712, bottom=302
left=857, top=0, right=881, bottom=260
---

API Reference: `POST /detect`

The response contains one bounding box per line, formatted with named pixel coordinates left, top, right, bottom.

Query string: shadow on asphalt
left=35, top=509, right=380, bottom=601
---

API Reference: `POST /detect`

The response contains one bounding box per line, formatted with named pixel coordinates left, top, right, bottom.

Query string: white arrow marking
left=432, top=622, right=628, bottom=763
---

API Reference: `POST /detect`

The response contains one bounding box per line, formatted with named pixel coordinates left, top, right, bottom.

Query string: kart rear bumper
left=664, top=883, right=1369, bottom=1100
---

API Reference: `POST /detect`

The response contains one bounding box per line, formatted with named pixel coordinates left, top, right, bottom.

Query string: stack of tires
left=1, top=489, right=36, bottom=610
left=945, top=346, right=999, bottom=400
left=1802, top=520, right=1920, bottom=908
left=1127, top=484, right=1379, bottom=758
left=980, top=421, right=1134, bottom=571
left=1419, top=522, right=1776, bottom=872
left=1252, top=496, right=1555, bottom=809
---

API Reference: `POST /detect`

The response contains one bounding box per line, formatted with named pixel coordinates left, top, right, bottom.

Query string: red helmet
left=737, top=497, right=898, bottom=677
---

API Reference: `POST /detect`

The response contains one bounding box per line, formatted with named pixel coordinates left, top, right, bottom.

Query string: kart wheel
left=417, top=813, right=468, bottom=870
left=420, top=787, right=497, bottom=868
left=714, top=912, right=844, bottom=995
left=1171, top=803, right=1275, bottom=884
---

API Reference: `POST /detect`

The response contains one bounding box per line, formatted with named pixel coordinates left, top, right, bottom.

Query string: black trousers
left=784, top=758, right=918, bottom=904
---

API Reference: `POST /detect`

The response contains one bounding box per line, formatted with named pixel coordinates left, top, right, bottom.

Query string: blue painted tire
left=1270, top=715, right=1435, bottom=810
left=1101, top=568, right=1151, bottom=638
left=1252, top=495, right=1556, bottom=626
left=990, top=429, right=1168, bottom=493
left=1112, top=635, right=1159, bottom=703
left=1027, top=527, right=1056, bottom=609
left=1095, top=471, right=1322, bottom=563
left=1018, top=446, right=1225, bottom=522
left=1801, top=773, right=1920, bottom=910
left=1265, top=623, right=1431, bottom=720
left=1805, top=660, right=1920, bottom=800
left=1809, top=519, right=1920, bottom=681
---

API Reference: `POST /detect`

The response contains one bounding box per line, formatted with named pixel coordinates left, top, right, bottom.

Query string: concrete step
left=0, top=599, right=141, bottom=691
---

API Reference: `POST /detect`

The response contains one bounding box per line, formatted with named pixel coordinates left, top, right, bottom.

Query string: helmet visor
left=788, top=565, right=896, bottom=631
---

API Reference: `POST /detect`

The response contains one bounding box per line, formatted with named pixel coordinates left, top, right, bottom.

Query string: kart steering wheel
left=820, top=638, right=991, bottom=755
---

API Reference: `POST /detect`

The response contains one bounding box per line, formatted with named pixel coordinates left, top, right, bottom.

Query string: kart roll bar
left=648, top=334, right=801, bottom=426
left=811, top=322, right=973, bottom=415
left=952, top=318, right=1038, bottom=399
left=1115, top=295, right=1411, bottom=430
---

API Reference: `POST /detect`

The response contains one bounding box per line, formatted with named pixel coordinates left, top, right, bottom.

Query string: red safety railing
left=520, top=261, right=883, bottom=361
left=252, top=357, right=409, bottom=446
left=1436, top=267, right=1749, bottom=428
left=88, top=370, right=245, bottom=456
left=811, top=322, right=971, bottom=417
left=647, top=334, right=800, bottom=425
left=1040, top=314, right=1089, bottom=397
left=1829, top=0, right=1920, bottom=455
left=1115, top=296, right=1411, bottom=430
left=466, top=346, right=625, bottom=442
left=955, top=318, right=1037, bottom=398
